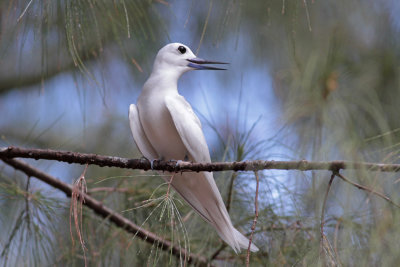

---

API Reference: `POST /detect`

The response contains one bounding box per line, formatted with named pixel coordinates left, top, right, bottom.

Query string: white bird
left=129, top=43, right=258, bottom=253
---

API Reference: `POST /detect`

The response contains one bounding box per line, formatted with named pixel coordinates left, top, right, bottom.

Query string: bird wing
left=164, top=95, right=211, bottom=163
left=129, top=104, right=158, bottom=160
left=165, top=95, right=257, bottom=252
left=165, top=95, right=259, bottom=253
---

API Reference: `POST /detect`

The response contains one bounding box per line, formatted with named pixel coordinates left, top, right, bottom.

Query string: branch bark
left=1, top=146, right=400, bottom=173
left=1, top=158, right=210, bottom=267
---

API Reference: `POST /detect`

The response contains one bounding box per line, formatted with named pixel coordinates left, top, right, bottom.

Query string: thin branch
left=195, top=0, right=213, bottom=55
left=336, top=172, right=400, bottom=209
left=226, top=172, right=238, bottom=212
left=320, top=172, right=336, bottom=265
left=209, top=244, right=227, bottom=262
left=17, top=0, right=33, bottom=22
left=88, top=187, right=135, bottom=193
left=1, top=146, right=400, bottom=173
left=320, top=173, right=336, bottom=241
left=246, top=171, right=260, bottom=267
left=333, top=219, right=343, bottom=266
left=1, top=158, right=210, bottom=267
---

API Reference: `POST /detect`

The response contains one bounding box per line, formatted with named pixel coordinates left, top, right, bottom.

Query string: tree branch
left=1, top=158, right=210, bottom=267
left=1, top=146, right=400, bottom=173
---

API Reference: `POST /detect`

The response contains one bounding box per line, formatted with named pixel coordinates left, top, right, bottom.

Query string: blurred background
left=1, top=0, right=400, bottom=266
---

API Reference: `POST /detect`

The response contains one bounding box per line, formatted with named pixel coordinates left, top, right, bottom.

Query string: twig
left=320, top=172, right=336, bottom=264
left=333, top=219, right=343, bottom=266
left=1, top=158, right=210, bottom=267
left=88, top=187, right=134, bottom=193
left=17, top=0, right=33, bottom=22
left=196, top=0, right=213, bottom=55
left=209, top=244, right=227, bottom=262
left=320, top=173, right=335, bottom=240
left=165, top=174, right=174, bottom=199
left=1, top=146, right=400, bottom=173
left=226, top=172, right=238, bottom=212
left=336, top=173, right=400, bottom=209
left=302, top=0, right=312, bottom=31
left=246, top=171, right=260, bottom=267
left=24, top=175, right=31, bottom=227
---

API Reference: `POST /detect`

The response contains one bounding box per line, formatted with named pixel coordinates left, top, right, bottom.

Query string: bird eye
left=178, top=46, right=186, bottom=54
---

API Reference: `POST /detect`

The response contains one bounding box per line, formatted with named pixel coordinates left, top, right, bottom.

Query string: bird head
left=152, top=43, right=227, bottom=76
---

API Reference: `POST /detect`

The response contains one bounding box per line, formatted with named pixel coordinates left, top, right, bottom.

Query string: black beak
left=187, top=58, right=228, bottom=70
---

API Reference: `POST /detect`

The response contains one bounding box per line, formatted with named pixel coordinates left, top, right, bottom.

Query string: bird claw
left=175, top=160, right=183, bottom=168
left=150, top=159, right=156, bottom=170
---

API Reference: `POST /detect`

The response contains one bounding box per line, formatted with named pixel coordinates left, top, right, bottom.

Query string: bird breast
left=137, top=92, right=188, bottom=160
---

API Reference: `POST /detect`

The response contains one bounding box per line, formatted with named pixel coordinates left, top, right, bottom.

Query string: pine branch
left=1, top=146, right=400, bottom=173
left=1, top=158, right=210, bottom=267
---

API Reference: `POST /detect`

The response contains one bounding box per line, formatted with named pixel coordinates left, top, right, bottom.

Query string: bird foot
left=175, top=160, right=184, bottom=168
left=174, top=155, right=189, bottom=169
left=150, top=159, right=157, bottom=170
left=150, top=156, right=165, bottom=170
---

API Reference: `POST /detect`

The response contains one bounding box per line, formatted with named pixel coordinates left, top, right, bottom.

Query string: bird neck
left=144, top=70, right=182, bottom=94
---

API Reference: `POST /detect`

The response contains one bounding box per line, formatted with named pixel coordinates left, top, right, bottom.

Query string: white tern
left=129, top=43, right=259, bottom=253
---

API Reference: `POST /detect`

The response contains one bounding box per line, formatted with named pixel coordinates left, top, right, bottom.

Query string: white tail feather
left=233, top=228, right=259, bottom=252
left=167, top=172, right=259, bottom=253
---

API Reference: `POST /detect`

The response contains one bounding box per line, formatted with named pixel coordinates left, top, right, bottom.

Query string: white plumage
left=129, top=43, right=258, bottom=253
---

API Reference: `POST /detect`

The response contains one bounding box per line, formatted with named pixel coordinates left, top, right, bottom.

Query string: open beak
left=187, top=58, right=228, bottom=70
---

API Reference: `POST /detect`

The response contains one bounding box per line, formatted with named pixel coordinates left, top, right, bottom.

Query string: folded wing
left=129, top=104, right=158, bottom=160
left=165, top=95, right=259, bottom=253
left=165, top=95, right=211, bottom=163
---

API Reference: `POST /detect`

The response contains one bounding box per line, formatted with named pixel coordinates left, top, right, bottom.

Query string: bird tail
left=212, top=200, right=259, bottom=253
left=233, top=228, right=259, bottom=252
left=167, top=172, right=259, bottom=253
